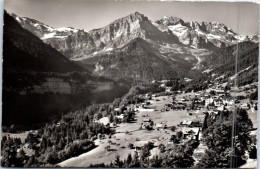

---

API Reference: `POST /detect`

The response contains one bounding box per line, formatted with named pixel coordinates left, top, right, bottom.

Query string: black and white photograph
left=1, top=0, right=259, bottom=168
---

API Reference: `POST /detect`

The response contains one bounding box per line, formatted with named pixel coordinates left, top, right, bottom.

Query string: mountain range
left=11, top=11, right=259, bottom=81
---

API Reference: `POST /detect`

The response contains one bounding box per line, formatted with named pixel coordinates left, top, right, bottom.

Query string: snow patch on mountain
left=41, top=33, right=56, bottom=39
left=15, top=16, right=21, bottom=23
left=130, top=20, right=140, bottom=32
left=202, top=68, right=213, bottom=73
left=41, top=33, right=67, bottom=39
left=230, top=66, right=252, bottom=80
left=161, top=55, right=168, bottom=59
left=104, top=48, right=113, bottom=52
left=94, top=63, right=104, bottom=72
left=196, top=29, right=206, bottom=36
left=235, top=35, right=248, bottom=42
left=56, top=27, right=79, bottom=33
left=207, top=34, right=222, bottom=40
left=191, top=55, right=203, bottom=69
left=168, top=23, right=188, bottom=36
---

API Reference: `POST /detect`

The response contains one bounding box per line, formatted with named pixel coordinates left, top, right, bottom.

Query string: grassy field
left=59, top=95, right=204, bottom=167
left=2, top=131, right=33, bottom=143
left=248, top=109, right=258, bottom=129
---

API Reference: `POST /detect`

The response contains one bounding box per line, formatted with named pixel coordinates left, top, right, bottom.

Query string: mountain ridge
left=12, top=12, right=258, bottom=51
left=9, top=11, right=259, bottom=81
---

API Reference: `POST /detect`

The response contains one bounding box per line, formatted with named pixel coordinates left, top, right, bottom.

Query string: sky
left=4, top=0, right=259, bottom=35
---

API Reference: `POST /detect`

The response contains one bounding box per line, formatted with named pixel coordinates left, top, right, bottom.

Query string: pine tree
left=126, top=153, right=132, bottom=166
left=114, top=154, right=122, bottom=168
left=130, top=151, right=140, bottom=167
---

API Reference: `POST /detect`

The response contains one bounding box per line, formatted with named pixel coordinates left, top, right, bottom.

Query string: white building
left=205, top=98, right=214, bottom=106
left=214, top=99, right=223, bottom=107
left=223, top=99, right=235, bottom=106
left=217, top=105, right=224, bottom=111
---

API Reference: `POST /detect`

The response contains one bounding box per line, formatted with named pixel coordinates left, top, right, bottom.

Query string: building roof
left=114, top=108, right=121, bottom=112
left=156, top=123, right=166, bottom=128
left=182, top=127, right=199, bottom=135
left=143, top=118, right=151, bottom=122
left=116, top=114, right=124, bottom=119
left=182, top=120, right=192, bottom=125
left=134, top=141, right=148, bottom=147
left=110, top=123, right=117, bottom=128
left=96, top=117, right=110, bottom=125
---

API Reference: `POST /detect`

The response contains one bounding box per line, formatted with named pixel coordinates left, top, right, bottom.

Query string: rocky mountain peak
left=130, top=11, right=145, bottom=18
left=117, top=11, right=148, bottom=24
left=156, top=16, right=185, bottom=26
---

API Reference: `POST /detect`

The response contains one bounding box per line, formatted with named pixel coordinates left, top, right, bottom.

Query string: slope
left=202, top=41, right=258, bottom=86
left=80, top=38, right=193, bottom=81
left=4, top=10, right=84, bottom=73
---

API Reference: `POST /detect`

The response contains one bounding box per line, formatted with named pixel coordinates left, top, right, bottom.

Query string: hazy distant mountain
left=11, top=11, right=259, bottom=81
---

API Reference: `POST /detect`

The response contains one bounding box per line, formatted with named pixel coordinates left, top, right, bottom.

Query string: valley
left=1, top=7, right=258, bottom=168
left=58, top=95, right=205, bottom=167
left=2, top=78, right=257, bottom=167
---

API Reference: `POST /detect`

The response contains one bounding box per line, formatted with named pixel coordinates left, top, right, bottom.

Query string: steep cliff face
left=89, top=12, right=147, bottom=47
left=88, top=12, right=179, bottom=49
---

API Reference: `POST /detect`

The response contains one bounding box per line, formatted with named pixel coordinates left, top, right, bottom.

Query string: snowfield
left=168, top=23, right=188, bottom=37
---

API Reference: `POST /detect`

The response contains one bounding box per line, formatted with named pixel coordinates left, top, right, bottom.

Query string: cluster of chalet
left=205, top=95, right=235, bottom=111
left=171, top=94, right=205, bottom=111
